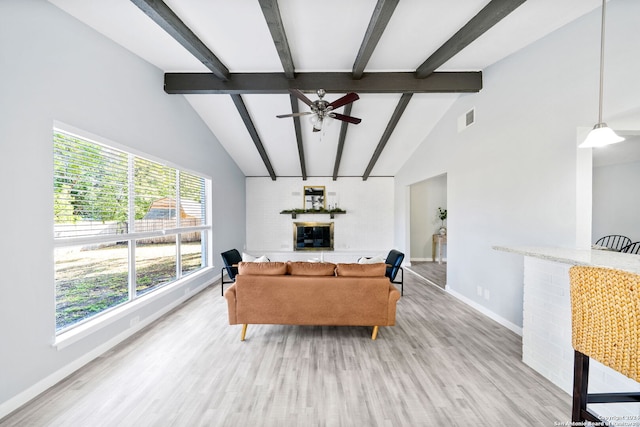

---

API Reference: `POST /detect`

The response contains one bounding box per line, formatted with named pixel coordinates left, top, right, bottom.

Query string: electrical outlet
left=477, top=285, right=483, bottom=296
left=484, top=289, right=490, bottom=300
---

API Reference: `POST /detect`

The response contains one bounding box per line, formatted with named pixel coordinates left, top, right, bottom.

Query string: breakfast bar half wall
left=494, top=246, right=640, bottom=420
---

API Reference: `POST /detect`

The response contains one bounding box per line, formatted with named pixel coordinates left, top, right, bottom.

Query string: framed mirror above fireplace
left=293, top=222, right=334, bottom=251
left=303, top=186, right=325, bottom=211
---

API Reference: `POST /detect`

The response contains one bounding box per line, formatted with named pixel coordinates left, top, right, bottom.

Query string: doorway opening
left=407, top=173, right=447, bottom=289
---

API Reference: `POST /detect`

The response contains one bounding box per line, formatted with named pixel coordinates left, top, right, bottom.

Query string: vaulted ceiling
left=49, top=0, right=605, bottom=180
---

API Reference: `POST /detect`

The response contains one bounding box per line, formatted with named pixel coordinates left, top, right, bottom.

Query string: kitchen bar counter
left=495, top=245, right=640, bottom=420
left=493, top=245, right=640, bottom=274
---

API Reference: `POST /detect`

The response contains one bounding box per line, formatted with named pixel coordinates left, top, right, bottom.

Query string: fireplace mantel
left=280, top=209, right=346, bottom=219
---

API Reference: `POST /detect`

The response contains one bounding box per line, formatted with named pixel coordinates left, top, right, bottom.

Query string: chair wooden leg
left=241, top=324, right=248, bottom=341
left=572, top=350, right=589, bottom=422
left=371, top=326, right=379, bottom=340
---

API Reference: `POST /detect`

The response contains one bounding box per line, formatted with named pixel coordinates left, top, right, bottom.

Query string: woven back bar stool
left=569, top=266, right=640, bottom=424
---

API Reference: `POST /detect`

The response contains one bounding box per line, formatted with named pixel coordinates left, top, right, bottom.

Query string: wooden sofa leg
left=372, top=326, right=379, bottom=340
left=241, top=324, right=248, bottom=341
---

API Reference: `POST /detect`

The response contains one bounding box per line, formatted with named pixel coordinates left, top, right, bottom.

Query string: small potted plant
left=437, top=207, right=447, bottom=235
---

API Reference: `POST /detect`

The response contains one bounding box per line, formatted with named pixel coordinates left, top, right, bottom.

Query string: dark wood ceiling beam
left=258, top=0, right=295, bottom=79
left=289, top=94, right=307, bottom=180
left=352, top=0, right=399, bottom=79
left=230, top=94, right=277, bottom=180
left=165, top=71, right=482, bottom=94
left=362, top=93, right=413, bottom=180
left=332, top=104, right=353, bottom=181
left=415, top=0, right=526, bottom=78
left=131, top=0, right=230, bottom=81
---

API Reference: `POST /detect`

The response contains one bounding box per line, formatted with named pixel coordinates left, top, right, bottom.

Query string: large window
left=53, top=128, right=211, bottom=332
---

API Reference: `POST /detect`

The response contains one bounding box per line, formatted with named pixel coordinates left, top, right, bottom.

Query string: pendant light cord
left=579, top=0, right=624, bottom=148
left=597, top=0, right=606, bottom=124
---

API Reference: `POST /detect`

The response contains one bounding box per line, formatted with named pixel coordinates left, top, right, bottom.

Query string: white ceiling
left=49, top=0, right=606, bottom=178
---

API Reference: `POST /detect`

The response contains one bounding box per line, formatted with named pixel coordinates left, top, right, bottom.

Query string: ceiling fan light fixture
left=310, top=115, right=323, bottom=131
left=277, top=89, right=361, bottom=133
left=579, top=123, right=624, bottom=148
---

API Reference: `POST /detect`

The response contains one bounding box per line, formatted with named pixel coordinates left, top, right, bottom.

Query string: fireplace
left=293, top=222, right=334, bottom=251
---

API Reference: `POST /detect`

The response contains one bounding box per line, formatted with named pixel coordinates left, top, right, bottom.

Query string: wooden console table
left=432, top=234, right=447, bottom=264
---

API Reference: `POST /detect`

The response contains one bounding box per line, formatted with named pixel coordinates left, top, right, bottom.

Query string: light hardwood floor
left=1, top=273, right=571, bottom=426
left=406, top=261, right=446, bottom=289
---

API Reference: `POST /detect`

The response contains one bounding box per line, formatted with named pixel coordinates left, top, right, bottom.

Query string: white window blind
left=53, top=128, right=211, bottom=332
left=54, top=132, right=129, bottom=238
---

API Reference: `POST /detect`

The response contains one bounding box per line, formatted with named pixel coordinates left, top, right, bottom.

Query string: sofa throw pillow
left=238, top=261, right=287, bottom=275
left=242, top=252, right=270, bottom=262
left=336, top=263, right=386, bottom=277
left=357, top=255, right=385, bottom=264
left=287, top=261, right=336, bottom=276
left=242, top=252, right=256, bottom=262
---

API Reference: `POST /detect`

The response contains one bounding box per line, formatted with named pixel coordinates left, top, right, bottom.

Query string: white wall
left=246, top=177, right=394, bottom=260
left=395, top=0, right=640, bottom=328
left=593, top=160, right=640, bottom=242
left=410, top=174, right=447, bottom=260
left=0, top=0, right=245, bottom=416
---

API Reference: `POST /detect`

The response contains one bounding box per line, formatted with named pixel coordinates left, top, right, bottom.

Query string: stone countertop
left=493, top=245, right=640, bottom=275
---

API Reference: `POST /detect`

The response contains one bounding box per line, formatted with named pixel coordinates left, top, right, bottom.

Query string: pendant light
left=579, top=0, right=624, bottom=148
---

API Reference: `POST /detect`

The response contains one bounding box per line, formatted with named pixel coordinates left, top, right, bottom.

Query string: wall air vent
left=458, top=107, right=475, bottom=132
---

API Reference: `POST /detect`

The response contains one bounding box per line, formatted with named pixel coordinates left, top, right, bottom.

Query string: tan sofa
left=224, top=261, right=401, bottom=340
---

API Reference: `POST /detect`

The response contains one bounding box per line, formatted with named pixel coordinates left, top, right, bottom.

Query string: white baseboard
left=0, top=276, right=219, bottom=420
left=446, top=288, right=523, bottom=336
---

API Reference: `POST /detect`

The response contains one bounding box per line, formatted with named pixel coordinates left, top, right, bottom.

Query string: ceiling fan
left=277, top=89, right=362, bottom=132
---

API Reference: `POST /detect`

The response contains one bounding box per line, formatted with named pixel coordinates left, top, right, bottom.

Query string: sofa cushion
left=336, top=263, right=386, bottom=277
left=238, top=261, right=287, bottom=275
left=287, top=261, right=336, bottom=276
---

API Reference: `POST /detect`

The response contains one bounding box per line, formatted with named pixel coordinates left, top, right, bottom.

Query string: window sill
left=53, top=267, right=213, bottom=350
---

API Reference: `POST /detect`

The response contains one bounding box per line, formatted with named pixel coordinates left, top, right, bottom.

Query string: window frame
left=53, top=122, right=213, bottom=340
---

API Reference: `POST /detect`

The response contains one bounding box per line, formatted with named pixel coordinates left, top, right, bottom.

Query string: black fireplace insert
left=293, top=222, right=334, bottom=251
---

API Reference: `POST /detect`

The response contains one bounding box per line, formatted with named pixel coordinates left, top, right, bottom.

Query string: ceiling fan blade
left=276, top=112, right=312, bottom=118
left=289, top=89, right=314, bottom=107
left=330, top=113, right=362, bottom=124
left=328, top=92, right=359, bottom=110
